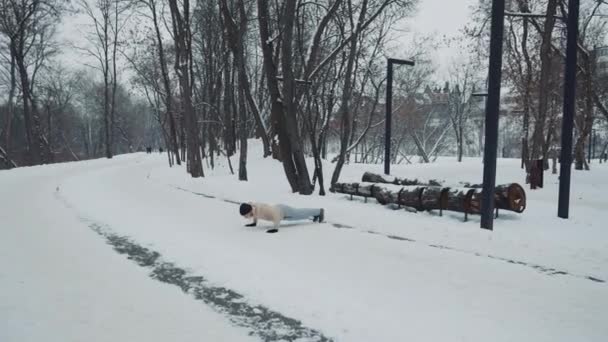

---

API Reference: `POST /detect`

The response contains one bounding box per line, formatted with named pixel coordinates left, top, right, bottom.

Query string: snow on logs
left=361, top=171, right=443, bottom=186
left=360, top=172, right=526, bottom=213
left=332, top=177, right=526, bottom=220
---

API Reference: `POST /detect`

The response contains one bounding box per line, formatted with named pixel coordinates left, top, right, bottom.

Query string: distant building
left=594, top=46, right=608, bottom=77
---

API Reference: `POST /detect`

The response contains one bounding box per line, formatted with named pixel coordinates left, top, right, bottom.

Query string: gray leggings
left=276, top=205, right=321, bottom=221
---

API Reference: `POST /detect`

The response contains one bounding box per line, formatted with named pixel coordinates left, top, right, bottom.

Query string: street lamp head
left=387, top=57, right=415, bottom=66
left=472, top=92, right=489, bottom=97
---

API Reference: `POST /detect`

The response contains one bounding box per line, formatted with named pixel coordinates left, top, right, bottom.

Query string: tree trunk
left=312, top=149, right=326, bottom=195
left=256, top=0, right=299, bottom=192
left=478, top=120, right=484, bottom=156
left=103, top=8, right=112, bottom=159
left=46, top=102, right=53, bottom=162
left=61, top=132, right=80, bottom=162
left=168, top=0, right=204, bottom=177
left=4, top=51, right=16, bottom=163
left=0, top=145, right=17, bottom=168
left=222, top=50, right=236, bottom=156
left=457, top=120, right=464, bottom=162
left=280, top=0, right=313, bottom=194
left=219, top=0, right=271, bottom=157
left=411, top=132, right=430, bottom=163
left=180, top=118, right=186, bottom=163
left=304, top=94, right=326, bottom=196
left=167, top=112, right=180, bottom=165
left=517, top=3, right=533, bottom=171
left=321, top=130, right=328, bottom=159
left=238, top=86, right=248, bottom=181
left=111, top=0, right=121, bottom=157
left=14, top=45, right=45, bottom=164
left=574, top=54, right=595, bottom=171
left=149, top=0, right=180, bottom=165
left=530, top=0, right=558, bottom=161
left=331, top=0, right=368, bottom=187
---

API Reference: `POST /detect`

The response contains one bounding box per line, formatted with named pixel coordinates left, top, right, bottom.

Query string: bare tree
left=504, top=0, right=538, bottom=169
left=570, top=0, right=607, bottom=170
left=167, top=0, right=204, bottom=177
left=0, top=0, right=60, bottom=165
left=528, top=0, right=559, bottom=162
left=219, top=0, right=270, bottom=159
left=78, top=0, right=131, bottom=159
left=257, top=0, right=311, bottom=193
left=0, top=37, right=16, bottom=166
left=446, top=60, right=480, bottom=162
left=137, top=0, right=181, bottom=165
left=330, top=0, right=369, bottom=187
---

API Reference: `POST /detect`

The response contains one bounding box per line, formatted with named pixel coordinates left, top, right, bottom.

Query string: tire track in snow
left=56, top=193, right=333, bottom=342
left=171, top=185, right=606, bottom=285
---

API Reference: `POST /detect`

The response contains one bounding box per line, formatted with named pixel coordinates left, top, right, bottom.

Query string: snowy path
left=3, top=153, right=608, bottom=341
left=0, top=160, right=257, bottom=342
left=70, top=217, right=332, bottom=341
left=173, top=184, right=606, bottom=284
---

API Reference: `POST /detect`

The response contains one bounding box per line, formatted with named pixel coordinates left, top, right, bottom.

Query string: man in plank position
left=239, top=202, right=325, bottom=233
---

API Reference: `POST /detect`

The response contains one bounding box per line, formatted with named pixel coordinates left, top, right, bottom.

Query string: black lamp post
left=385, top=57, right=415, bottom=175
left=558, top=0, right=580, bottom=219
left=480, top=0, right=506, bottom=231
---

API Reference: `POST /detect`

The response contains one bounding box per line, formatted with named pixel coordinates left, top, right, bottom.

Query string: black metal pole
left=558, top=0, right=580, bottom=219
left=385, top=61, right=393, bottom=175
left=480, top=0, right=506, bottom=231
left=384, top=58, right=414, bottom=175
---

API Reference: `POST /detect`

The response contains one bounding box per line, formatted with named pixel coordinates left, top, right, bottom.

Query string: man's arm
left=245, top=204, right=257, bottom=227
left=272, top=206, right=283, bottom=229
left=265, top=217, right=280, bottom=233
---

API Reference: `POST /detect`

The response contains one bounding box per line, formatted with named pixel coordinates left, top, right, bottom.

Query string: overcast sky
left=409, top=0, right=476, bottom=35
left=393, top=0, right=479, bottom=80
left=56, top=0, right=478, bottom=83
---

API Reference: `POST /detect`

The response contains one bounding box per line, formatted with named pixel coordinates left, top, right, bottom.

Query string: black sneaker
left=317, top=209, right=324, bottom=223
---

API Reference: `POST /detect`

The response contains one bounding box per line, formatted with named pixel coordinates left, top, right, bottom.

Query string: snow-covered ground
left=2, top=141, right=607, bottom=341
left=0, top=158, right=258, bottom=342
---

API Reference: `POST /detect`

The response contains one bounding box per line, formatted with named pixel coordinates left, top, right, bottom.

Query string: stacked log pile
left=331, top=172, right=526, bottom=220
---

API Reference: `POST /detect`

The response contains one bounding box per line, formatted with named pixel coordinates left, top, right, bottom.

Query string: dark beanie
left=240, top=203, right=253, bottom=215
